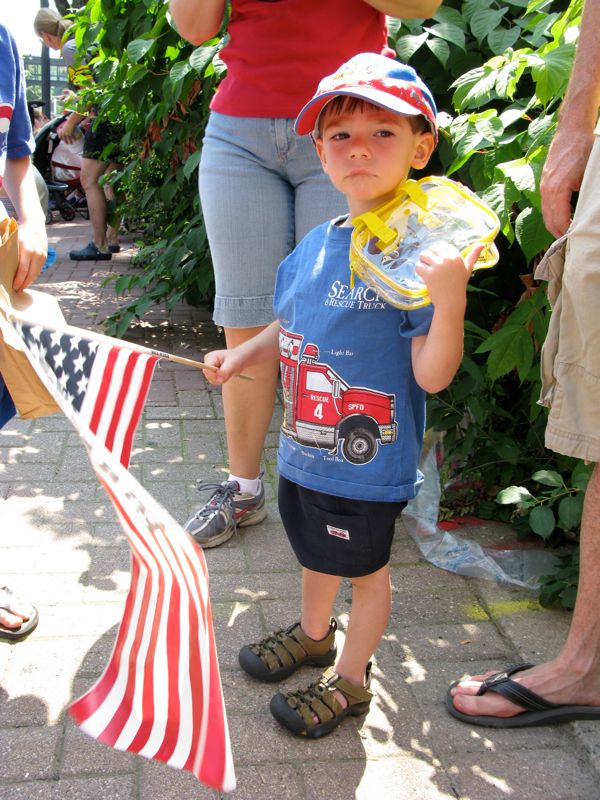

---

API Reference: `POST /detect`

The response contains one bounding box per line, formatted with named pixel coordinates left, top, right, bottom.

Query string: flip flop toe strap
left=478, top=663, right=560, bottom=711
left=0, top=586, right=20, bottom=614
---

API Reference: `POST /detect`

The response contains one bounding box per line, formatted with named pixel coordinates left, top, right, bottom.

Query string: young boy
left=201, top=53, right=481, bottom=738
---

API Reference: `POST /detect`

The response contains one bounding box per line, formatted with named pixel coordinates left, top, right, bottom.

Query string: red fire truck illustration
left=279, top=329, right=397, bottom=465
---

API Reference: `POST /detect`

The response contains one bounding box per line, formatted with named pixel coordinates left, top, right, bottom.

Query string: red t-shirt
left=211, top=0, right=393, bottom=118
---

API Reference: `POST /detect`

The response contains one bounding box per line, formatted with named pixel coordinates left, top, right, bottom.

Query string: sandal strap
left=251, top=620, right=337, bottom=672
left=477, top=663, right=560, bottom=711
left=285, top=664, right=373, bottom=726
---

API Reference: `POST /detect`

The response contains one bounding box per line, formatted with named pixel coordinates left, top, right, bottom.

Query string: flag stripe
left=117, top=355, right=159, bottom=468
left=104, top=351, right=138, bottom=460
left=87, top=346, right=118, bottom=439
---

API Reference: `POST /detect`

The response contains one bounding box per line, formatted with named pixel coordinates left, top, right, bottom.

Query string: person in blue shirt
left=201, top=53, right=481, bottom=738
left=0, top=23, right=47, bottom=641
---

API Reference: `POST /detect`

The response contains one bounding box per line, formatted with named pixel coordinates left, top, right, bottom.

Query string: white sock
left=228, top=474, right=261, bottom=495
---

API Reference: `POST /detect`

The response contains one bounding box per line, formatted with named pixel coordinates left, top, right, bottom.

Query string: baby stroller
left=33, top=113, right=89, bottom=224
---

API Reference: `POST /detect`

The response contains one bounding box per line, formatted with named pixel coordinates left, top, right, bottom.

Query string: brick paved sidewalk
left=1, top=218, right=600, bottom=799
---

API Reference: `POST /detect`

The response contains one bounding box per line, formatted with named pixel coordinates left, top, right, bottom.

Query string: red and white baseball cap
left=295, top=53, right=438, bottom=143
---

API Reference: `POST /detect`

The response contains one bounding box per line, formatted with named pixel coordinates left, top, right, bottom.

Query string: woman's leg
left=221, top=325, right=280, bottom=479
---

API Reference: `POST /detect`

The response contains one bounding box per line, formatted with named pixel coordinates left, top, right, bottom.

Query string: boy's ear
left=315, top=138, right=328, bottom=173
left=411, top=131, right=436, bottom=170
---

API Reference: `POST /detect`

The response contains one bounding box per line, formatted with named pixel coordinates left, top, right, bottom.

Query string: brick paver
left=1, top=219, right=600, bottom=799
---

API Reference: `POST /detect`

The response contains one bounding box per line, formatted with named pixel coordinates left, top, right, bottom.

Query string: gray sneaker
left=185, top=475, right=267, bottom=548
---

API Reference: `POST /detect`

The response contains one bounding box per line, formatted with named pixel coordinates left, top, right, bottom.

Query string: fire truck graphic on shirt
left=279, top=328, right=398, bottom=465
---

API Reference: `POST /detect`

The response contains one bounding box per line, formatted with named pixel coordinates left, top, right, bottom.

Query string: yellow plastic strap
left=352, top=180, right=431, bottom=248
left=355, top=211, right=396, bottom=246
left=400, top=179, right=429, bottom=210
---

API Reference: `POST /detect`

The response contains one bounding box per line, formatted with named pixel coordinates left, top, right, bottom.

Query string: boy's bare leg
left=297, top=564, right=390, bottom=719
left=222, top=326, right=280, bottom=480
left=450, top=463, right=600, bottom=717
left=336, top=564, right=392, bottom=687
left=300, top=568, right=342, bottom=641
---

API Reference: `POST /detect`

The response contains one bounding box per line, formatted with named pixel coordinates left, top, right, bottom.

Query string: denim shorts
left=199, top=112, right=345, bottom=328
left=278, top=476, right=406, bottom=578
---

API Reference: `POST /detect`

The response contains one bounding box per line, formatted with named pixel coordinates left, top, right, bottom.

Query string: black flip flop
left=0, top=586, right=39, bottom=642
left=446, top=663, right=600, bottom=728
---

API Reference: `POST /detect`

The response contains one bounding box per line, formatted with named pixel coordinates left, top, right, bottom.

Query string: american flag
left=13, top=320, right=159, bottom=468
left=9, top=316, right=236, bottom=792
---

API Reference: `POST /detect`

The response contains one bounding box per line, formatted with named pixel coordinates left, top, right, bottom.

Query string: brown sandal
left=269, top=663, right=373, bottom=738
left=238, top=619, right=337, bottom=682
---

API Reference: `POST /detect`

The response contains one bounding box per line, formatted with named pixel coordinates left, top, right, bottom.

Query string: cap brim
left=295, top=87, right=427, bottom=136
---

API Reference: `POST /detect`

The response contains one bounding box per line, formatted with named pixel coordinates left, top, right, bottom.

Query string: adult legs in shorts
left=187, top=114, right=345, bottom=545
left=70, top=121, right=120, bottom=260
left=81, top=157, right=111, bottom=248
left=448, top=139, right=600, bottom=724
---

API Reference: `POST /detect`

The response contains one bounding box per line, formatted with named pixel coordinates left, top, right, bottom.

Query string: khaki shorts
left=536, top=135, right=600, bottom=462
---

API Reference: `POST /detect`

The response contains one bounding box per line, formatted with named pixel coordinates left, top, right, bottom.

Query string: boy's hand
left=202, top=348, right=246, bottom=385
left=415, top=242, right=483, bottom=310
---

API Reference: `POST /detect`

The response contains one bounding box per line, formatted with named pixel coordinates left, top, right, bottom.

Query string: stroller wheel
left=60, top=206, right=76, bottom=221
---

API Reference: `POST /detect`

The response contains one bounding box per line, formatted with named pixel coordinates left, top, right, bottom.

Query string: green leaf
left=127, top=38, right=154, bottom=63
left=169, top=61, right=193, bottom=83
left=189, top=43, right=220, bottom=75
left=496, top=485, right=533, bottom=504
left=432, top=6, right=465, bottom=27
left=394, top=32, right=428, bottom=61
left=558, top=494, right=583, bottom=530
left=425, top=36, right=450, bottom=67
left=488, top=25, right=521, bottom=54
left=498, top=157, right=536, bottom=192
left=532, top=43, right=576, bottom=106
left=426, top=22, right=466, bottom=50
left=476, top=325, right=534, bottom=382
left=183, top=149, right=202, bottom=179
left=529, top=505, right=556, bottom=538
left=571, top=462, right=592, bottom=491
left=532, top=469, right=563, bottom=487
left=561, top=585, right=577, bottom=610
left=496, top=440, right=521, bottom=464
left=515, top=206, right=553, bottom=264
left=470, top=7, right=509, bottom=43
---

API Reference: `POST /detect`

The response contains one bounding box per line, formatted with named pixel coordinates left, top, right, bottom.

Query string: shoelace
left=192, top=481, right=239, bottom=521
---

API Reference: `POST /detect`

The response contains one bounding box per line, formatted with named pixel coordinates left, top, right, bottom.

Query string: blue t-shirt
left=273, top=219, right=434, bottom=503
left=0, top=24, right=34, bottom=189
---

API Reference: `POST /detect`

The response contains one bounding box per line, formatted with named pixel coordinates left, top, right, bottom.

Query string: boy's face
left=315, top=104, right=435, bottom=218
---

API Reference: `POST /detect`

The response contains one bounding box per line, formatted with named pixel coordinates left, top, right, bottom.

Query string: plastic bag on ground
left=402, top=440, right=560, bottom=589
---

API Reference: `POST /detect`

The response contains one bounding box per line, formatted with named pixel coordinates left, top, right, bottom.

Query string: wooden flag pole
left=145, top=348, right=254, bottom=381
left=6, top=309, right=255, bottom=381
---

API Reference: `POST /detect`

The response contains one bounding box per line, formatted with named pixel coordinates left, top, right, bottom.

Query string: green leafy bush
left=70, top=0, right=225, bottom=335
left=391, top=1, right=584, bottom=533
